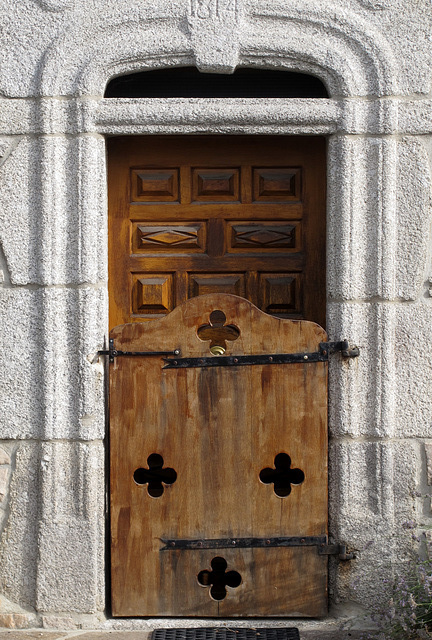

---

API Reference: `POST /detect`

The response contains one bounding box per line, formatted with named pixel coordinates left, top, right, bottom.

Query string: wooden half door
left=109, top=294, right=328, bottom=617
left=107, top=136, right=326, bottom=331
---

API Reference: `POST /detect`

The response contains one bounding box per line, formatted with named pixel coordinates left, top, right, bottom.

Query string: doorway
left=107, top=135, right=327, bottom=617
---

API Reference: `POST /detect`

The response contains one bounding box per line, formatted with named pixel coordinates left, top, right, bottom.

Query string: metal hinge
left=98, top=338, right=180, bottom=363
left=99, top=339, right=359, bottom=366
left=160, top=536, right=355, bottom=560
left=322, top=341, right=360, bottom=358
left=163, top=340, right=359, bottom=369
left=318, top=543, right=356, bottom=561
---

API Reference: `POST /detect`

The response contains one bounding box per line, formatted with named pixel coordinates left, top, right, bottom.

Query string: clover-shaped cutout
left=259, top=452, right=305, bottom=498
left=197, top=556, right=242, bottom=601
left=133, top=453, right=177, bottom=497
left=197, top=310, right=240, bottom=355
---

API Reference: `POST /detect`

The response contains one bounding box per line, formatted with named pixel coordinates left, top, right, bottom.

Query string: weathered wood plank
left=110, top=294, right=327, bottom=617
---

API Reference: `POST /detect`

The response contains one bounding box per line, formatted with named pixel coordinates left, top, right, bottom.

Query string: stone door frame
left=1, top=6, right=429, bottom=626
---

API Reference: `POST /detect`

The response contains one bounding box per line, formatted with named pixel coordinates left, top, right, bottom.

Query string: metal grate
left=152, top=628, right=300, bottom=640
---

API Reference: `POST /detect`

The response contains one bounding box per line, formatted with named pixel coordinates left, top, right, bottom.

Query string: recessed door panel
left=108, top=136, right=326, bottom=329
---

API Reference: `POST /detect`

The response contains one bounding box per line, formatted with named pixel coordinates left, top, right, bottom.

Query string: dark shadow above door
left=104, top=67, right=329, bottom=98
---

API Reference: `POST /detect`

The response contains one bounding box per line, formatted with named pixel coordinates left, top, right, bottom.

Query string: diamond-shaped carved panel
left=192, top=168, right=240, bottom=202
left=133, top=223, right=206, bottom=253
left=258, top=273, right=302, bottom=317
left=228, top=222, right=300, bottom=252
left=131, top=169, right=179, bottom=202
left=188, top=273, right=245, bottom=298
left=132, top=273, right=174, bottom=317
left=253, top=168, right=301, bottom=202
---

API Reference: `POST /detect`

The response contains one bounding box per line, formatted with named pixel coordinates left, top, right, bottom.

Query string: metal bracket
left=318, top=543, right=356, bottom=561
left=163, top=340, right=359, bottom=369
left=160, top=536, right=355, bottom=560
left=321, top=340, right=360, bottom=358
left=98, top=339, right=181, bottom=363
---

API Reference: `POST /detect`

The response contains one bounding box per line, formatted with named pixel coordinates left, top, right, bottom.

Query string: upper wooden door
left=108, top=136, right=326, bottom=330
left=109, top=294, right=328, bottom=617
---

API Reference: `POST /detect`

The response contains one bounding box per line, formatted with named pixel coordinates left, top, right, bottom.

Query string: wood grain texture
left=110, top=294, right=328, bottom=617
left=107, top=136, right=326, bottom=329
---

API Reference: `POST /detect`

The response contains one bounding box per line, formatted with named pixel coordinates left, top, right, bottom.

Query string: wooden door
left=110, top=294, right=328, bottom=617
left=108, top=136, right=326, bottom=330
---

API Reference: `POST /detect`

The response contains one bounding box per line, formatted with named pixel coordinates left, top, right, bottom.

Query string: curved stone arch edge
left=35, top=8, right=399, bottom=99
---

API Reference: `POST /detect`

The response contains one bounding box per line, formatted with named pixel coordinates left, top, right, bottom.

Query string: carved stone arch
left=38, top=18, right=192, bottom=96
left=37, top=5, right=398, bottom=98
left=243, top=9, right=398, bottom=97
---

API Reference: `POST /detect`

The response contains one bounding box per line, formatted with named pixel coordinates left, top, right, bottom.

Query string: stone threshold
left=0, top=632, right=365, bottom=640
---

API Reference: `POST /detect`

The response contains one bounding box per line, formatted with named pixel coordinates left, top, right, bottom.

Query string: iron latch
left=160, top=536, right=355, bottom=560
left=163, top=340, right=359, bottom=369
left=318, top=543, right=356, bottom=561
left=322, top=341, right=360, bottom=358
left=98, top=338, right=180, bottom=363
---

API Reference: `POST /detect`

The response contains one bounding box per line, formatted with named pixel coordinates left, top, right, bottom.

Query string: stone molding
left=34, top=5, right=399, bottom=98
left=2, top=97, right=432, bottom=137
left=187, top=0, right=243, bottom=73
left=0, top=444, right=14, bottom=537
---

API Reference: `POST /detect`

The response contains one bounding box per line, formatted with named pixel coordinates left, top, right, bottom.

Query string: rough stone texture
left=0, top=450, right=11, bottom=467
left=327, top=302, right=397, bottom=438
left=0, top=634, right=65, bottom=639
left=0, top=136, right=107, bottom=287
left=0, top=441, right=104, bottom=616
left=4, top=98, right=432, bottom=137
left=0, top=444, right=17, bottom=539
left=328, top=299, right=432, bottom=439
left=327, top=137, right=394, bottom=301
left=425, top=443, right=432, bottom=486
left=0, top=470, right=9, bottom=503
left=396, top=137, right=432, bottom=300
left=36, top=441, right=105, bottom=614
left=188, top=0, right=242, bottom=73
left=394, top=301, right=432, bottom=438
left=41, top=617, right=80, bottom=630
left=329, top=440, right=419, bottom=606
left=0, top=0, right=428, bottom=98
left=0, top=287, right=106, bottom=440
left=0, top=444, right=41, bottom=610
left=328, top=136, right=432, bottom=302
left=95, top=98, right=341, bottom=136
left=0, top=616, right=35, bottom=631
left=0, top=635, right=366, bottom=640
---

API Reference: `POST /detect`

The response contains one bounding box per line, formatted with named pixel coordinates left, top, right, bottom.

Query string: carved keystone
left=188, top=0, right=243, bottom=73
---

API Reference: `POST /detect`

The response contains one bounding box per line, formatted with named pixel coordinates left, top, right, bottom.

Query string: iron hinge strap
left=160, top=536, right=355, bottom=560
left=98, top=339, right=181, bottom=363
left=163, top=340, right=359, bottom=369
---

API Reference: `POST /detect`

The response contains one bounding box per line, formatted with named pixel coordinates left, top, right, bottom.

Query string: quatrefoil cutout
left=133, top=453, right=177, bottom=497
left=259, top=452, right=305, bottom=498
left=197, top=309, right=240, bottom=355
left=197, top=556, right=242, bottom=601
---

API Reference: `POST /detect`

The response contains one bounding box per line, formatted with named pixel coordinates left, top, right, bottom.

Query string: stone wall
left=0, top=0, right=431, bottom=632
